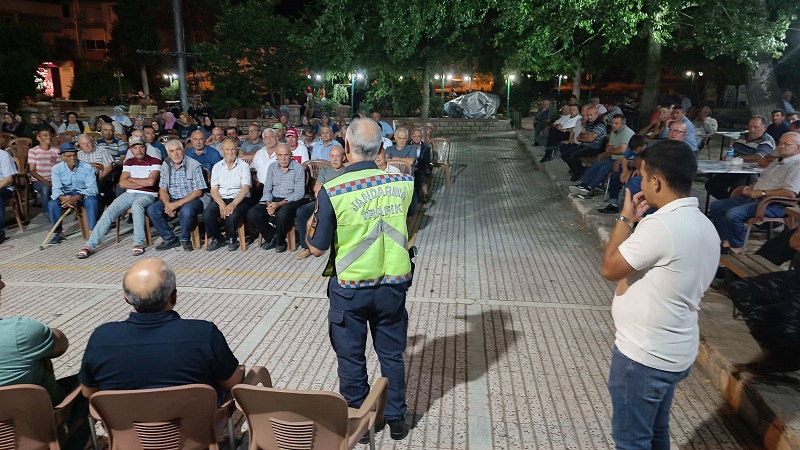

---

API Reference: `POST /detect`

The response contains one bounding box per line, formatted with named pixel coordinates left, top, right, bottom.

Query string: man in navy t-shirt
left=79, top=258, right=242, bottom=400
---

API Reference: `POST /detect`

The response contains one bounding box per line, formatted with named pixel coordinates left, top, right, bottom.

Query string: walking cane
left=40, top=206, right=75, bottom=250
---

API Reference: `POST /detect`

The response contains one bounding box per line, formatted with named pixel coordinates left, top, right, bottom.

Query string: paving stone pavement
left=0, top=133, right=764, bottom=449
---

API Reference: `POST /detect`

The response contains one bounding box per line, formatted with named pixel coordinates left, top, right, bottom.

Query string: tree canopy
left=0, top=24, right=50, bottom=106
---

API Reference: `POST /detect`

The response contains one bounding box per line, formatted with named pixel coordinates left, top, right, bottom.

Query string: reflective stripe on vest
left=325, top=169, right=413, bottom=288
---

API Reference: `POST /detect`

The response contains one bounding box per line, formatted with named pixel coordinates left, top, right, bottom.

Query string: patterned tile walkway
left=0, top=133, right=761, bottom=449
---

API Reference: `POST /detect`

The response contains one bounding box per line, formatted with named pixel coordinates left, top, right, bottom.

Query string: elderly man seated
left=251, top=128, right=280, bottom=186
left=77, top=136, right=161, bottom=258
left=541, top=104, right=579, bottom=162
left=79, top=258, right=245, bottom=400
left=147, top=139, right=208, bottom=252
left=0, top=145, right=18, bottom=244
left=693, top=106, right=718, bottom=150
left=385, top=127, right=416, bottom=168
left=711, top=132, right=800, bottom=254
left=239, top=124, right=265, bottom=160
left=76, top=134, right=114, bottom=180
left=706, top=116, right=776, bottom=200
left=204, top=140, right=251, bottom=251
left=186, top=129, right=223, bottom=172
left=569, top=114, right=634, bottom=197
left=46, top=142, right=99, bottom=245
left=311, top=126, right=342, bottom=161
left=561, top=105, right=607, bottom=181
left=246, top=143, right=307, bottom=253
left=295, top=145, right=346, bottom=259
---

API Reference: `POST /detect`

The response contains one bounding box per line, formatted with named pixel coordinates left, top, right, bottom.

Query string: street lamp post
left=685, top=70, right=703, bottom=104
left=113, top=68, right=124, bottom=103
left=506, top=74, right=515, bottom=115
left=350, top=72, right=364, bottom=112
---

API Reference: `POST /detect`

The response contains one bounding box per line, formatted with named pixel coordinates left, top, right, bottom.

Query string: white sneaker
left=568, top=185, right=590, bottom=196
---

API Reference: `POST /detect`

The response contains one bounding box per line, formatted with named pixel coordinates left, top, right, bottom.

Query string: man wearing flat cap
left=46, top=142, right=99, bottom=244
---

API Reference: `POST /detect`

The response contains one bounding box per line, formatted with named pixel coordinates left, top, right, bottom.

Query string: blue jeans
left=33, top=181, right=52, bottom=220
left=86, top=192, right=156, bottom=249
left=48, top=193, right=99, bottom=234
left=709, top=196, right=786, bottom=248
left=327, top=278, right=408, bottom=421
left=608, top=346, right=690, bottom=450
left=580, top=158, right=615, bottom=188
left=147, top=197, right=204, bottom=243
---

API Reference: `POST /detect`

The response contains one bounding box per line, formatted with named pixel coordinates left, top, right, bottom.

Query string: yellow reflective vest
left=324, top=168, right=414, bottom=288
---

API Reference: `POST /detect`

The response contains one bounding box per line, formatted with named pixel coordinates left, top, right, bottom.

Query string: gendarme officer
left=307, top=118, right=414, bottom=441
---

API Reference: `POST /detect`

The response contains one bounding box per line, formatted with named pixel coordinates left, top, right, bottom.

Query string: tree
left=0, top=24, right=50, bottom=106
left=315, top=0, right=489, bottom=118
left=107, top=0, right=160, bottom=95
left=195, top=0, right=309, bottom=113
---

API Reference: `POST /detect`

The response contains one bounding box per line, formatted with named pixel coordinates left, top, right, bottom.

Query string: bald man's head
left=122, top=258, right=177, bottom=313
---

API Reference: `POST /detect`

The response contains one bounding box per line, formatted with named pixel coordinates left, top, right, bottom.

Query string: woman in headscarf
left=151, top=120, right=167, bottom=137
left=2, top=112, right=25, bottom=135
left=84, top=116, right=98, bottom=133
left=112, top=106, right=132, bottom=128
left=162, top=112, right=177, bottom=130
left=57, top=111, right=86, bottom=135
left=23, top=113, right=47, bottom=139
left=200, top=115, right=215, bottom=138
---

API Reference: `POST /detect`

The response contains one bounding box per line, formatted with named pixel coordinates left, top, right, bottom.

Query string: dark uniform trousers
left=327, top=278, right=408, bottom=421
left=203, top=197, right=251, bottom=241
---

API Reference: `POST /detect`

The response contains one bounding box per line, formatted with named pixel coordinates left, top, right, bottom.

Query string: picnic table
left=696, top=160, right=762, bottom=214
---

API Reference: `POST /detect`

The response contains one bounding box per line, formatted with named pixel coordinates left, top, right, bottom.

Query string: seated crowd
left=535, top=94, right=800, bottom=373
left=0, top=107, right=434, bottom=259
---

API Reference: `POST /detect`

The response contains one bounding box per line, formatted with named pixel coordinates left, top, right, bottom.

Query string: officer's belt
left=336, top=220, right=408, bottom=275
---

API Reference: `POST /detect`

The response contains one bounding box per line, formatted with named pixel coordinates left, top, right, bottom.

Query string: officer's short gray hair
left=346, top=118, right=383, bottom=160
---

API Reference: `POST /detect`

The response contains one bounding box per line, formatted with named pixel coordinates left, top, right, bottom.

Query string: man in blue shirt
left=47, top=142, right=99, bottom=244
left=0, top=147, right=18, bottom=244
left=79, top=258, right=243, bottom=400
left=186, top=129, right=223, bottom=172
left=371, top=111, right=394, bottom=138
left=310, top=126, right=343, bottom=161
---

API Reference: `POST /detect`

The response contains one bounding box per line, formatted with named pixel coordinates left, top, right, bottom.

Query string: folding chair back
left=0, top=384, right=60, bottom=450
left=387, top=160, right=412, bottom=175
left=0, top=132, right=16, bottom=143
left=145, top=106, right=158, bottom=118
left=128, top=105, right=141, bottom=118
left=12, top=138, right=32, bottom=149
left=89, top=384, right=219, bottom=450
left=232, top=385, right=350, bottom=450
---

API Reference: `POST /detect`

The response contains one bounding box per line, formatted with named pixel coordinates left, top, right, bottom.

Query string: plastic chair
left=429, top=137, right=452, bottom=190
left=0, top=384, right=85, bottom=450
left=730, top=186, right=800, bottom=253
left=303, top=160, right=331, bottom=180
left=0, top=132, right=16, bottom=143
left=9, top=147, right=30, bottom=218
left=11, top=137, right=32, bottom=148
left=127, top=105, right=141, bottom=118
left=88, top=384, right=232, bottom=450
left=115, top=208, right=152, bottom=247
left=144, top=105, right=158, bottom=118
left=10, top=157, right=28, bottom=229
left=723, top=85, right=737, bottom=107
left=232, top=377, right=388, bottom=450
left=737, top=84, right=748, bottom=106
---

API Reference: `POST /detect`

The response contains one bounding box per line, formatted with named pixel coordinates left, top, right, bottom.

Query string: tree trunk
left=269, top=82, right=276, bottom=106
left=746, top=53, right=783, bottom=119
left=421, top=64, right=431, bottom=119
left=140, top=64, right=150, bottom=96
left=572, top=64, right=582, bottom=101
left=639, top=27, right=662, bottom=126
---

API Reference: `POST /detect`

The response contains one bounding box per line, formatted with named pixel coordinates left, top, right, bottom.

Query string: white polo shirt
left=250, top=147, right=277, bottom=184
left=210, top=158, right=251, bottom=199
left=612, top=197, right=720, bottom=372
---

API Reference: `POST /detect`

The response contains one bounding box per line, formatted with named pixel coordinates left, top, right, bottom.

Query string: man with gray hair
left=78, top=258, right=244, bottom=399
left=306, top=118, right=415, bottom=441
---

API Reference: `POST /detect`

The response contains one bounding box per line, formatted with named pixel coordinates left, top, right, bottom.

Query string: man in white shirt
left=542, top=104, right=581, bottom=162
left=204, top=140, right=251, bottom=251
left=601, top=140, right=719, bottom=449
left=285, top=128, right=308, bottom=164
left=251, top=129, right=279, bottom=185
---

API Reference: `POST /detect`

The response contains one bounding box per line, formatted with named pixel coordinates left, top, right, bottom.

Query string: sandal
left=76, top=248, right=93, bottom=259
left=131, top=245, right=145, bottom=256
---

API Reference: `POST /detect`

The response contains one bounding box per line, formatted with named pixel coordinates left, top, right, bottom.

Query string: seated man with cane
left=46, top=142, right=99, bottom=245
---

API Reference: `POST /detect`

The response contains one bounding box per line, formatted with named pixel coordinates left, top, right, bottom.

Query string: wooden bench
left=720, top=253, right=783, bottom=318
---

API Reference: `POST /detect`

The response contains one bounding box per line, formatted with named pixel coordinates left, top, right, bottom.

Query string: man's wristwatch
left=617, top=215, right=634, bottom=229
left=761, top=190, right=767, bottom=198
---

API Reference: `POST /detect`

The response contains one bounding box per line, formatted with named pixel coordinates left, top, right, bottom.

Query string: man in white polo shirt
left=77, top=136, right=161, bottom=258
left=601, top=140, right=719, bottom=449
left=204, top=139, right=251, bottom=251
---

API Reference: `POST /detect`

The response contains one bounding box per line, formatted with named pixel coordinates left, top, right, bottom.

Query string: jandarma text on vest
left=349, top=185, right=408, bottom=212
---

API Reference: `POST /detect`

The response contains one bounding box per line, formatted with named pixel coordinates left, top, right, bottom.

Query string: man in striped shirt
left=27, top=129, right=60, bottom=220
left=77, top=136, right=161, bottom=258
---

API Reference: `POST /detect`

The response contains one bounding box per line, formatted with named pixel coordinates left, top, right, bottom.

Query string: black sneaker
left=206, top=238, right=223, bottom=252
left=227, top=238, right=238, bottom=251
left=539, top=155, right=552, bottom=163
left=276, top=244, right=288, bottom=253
left=181, top=241, right=193, bottom=251
left=598, top=204, right=620, bottom=214
left=156, top=239, right=180, bottom=251
left=388, top=419, right=408, bottom=440
left=261, top=237, right=276, bottom=250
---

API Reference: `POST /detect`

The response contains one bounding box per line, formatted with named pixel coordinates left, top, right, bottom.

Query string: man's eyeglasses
left=668, top=129, right=686, bottom=135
